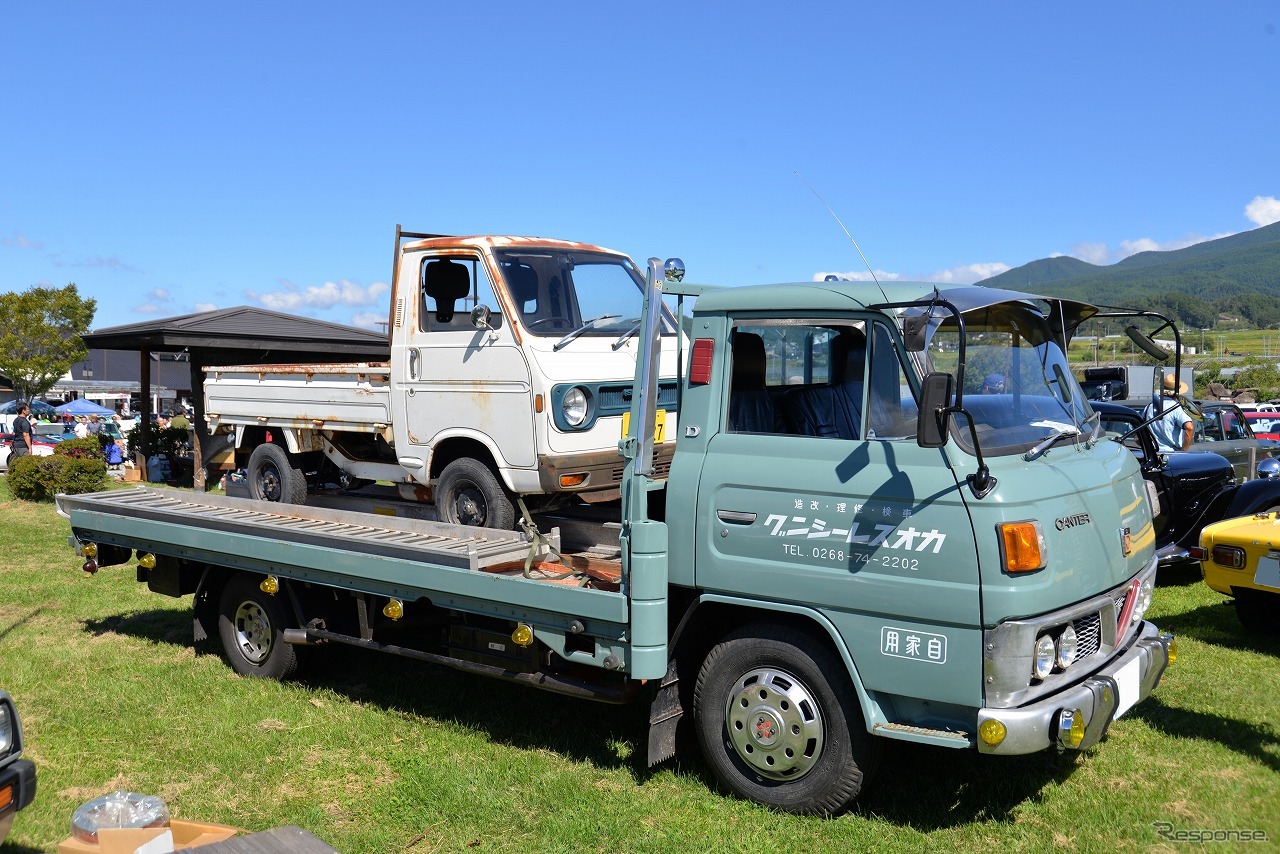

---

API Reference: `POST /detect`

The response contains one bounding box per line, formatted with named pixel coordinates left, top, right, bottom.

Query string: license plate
left=1254, top=556, right=1280, bottom=590
left=1113, top=657, right=1141, bottom=719
left=622, top=409, right=666, bottom=443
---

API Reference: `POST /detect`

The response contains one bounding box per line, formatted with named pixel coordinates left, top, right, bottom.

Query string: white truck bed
left=204, top=362, right=392, bottom=434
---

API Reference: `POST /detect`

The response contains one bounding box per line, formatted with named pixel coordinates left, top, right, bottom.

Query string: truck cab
left=643, top=278, right=1174, bottom=812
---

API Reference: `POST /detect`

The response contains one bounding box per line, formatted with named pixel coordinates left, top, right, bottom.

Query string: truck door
left=395, top=253, right=535, bottom=471
left=692, top=317, right=984, bottom=708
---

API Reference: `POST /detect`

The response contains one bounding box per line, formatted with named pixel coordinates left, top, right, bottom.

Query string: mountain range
left=976, top=220, right=1280, bottom=308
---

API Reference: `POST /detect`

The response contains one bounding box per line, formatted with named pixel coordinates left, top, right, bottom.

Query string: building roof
left=83, top=305, right=389, bottom=358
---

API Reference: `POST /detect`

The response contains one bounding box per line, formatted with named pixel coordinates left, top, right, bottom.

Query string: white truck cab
left=206, top=230, right=682, bottom=528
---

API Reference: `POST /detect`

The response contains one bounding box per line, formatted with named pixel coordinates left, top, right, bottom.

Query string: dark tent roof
left=82, top=305, right=389, bottom=359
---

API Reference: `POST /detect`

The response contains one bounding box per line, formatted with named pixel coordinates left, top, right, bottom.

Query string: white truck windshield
left=494, top=249, right=676, bottom=340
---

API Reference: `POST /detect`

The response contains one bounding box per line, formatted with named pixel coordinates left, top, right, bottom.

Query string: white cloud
left=1069, top=242, right=1112, bottom=265
left=350, top=311, right=388, bottom=330
left=75, top=255, right=138, bottom=272
left=248, top=279, right=390, bottom=312
left=813, top=269, right=903, bottom=282
left=133, top=288, right=174, bottom=315
left=1245, top=195, right=1280, bottom=227
left=1, top=231, right=42, bottom=249
left=193, top=302, right=218, bottom=313
left=1063, top=232, right=1232, bottom=266
left=924, top=262, right=1011, bottom=284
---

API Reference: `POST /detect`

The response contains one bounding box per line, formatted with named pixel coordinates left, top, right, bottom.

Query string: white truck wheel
left=247, top=443, right=307, bottom=505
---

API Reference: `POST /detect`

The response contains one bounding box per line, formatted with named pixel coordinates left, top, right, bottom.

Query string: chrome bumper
left=1156, top=542, right=1193, bottom=569
left=976, top=621, right=1173, bottom=755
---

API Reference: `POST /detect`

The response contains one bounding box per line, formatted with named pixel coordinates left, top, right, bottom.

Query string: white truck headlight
left=1033, top=634, right=1056, bottom=680
left=562, top=387, right=588, bottom=427
left=1056, top=624, right=1078, bottom=669
left=1133, top=576, right=1155, bottom=624
left=0, top=705, right=11, bottom=755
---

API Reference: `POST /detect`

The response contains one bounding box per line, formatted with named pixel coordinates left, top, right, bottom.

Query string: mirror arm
left=944, top=405, right=997, bottom=499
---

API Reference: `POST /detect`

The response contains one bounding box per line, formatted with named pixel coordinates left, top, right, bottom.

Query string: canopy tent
left=0, top=399, right=58, bottom=417
left=55, top=398, right=117, bottom=417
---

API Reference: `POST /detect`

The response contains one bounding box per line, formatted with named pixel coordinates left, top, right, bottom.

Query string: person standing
left=1145, top=373, right=1194, bottom=452
left=10, top=403, right=34, bottom=459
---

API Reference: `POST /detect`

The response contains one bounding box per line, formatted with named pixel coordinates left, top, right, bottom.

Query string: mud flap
left=647, top=661, right=682, bottom=766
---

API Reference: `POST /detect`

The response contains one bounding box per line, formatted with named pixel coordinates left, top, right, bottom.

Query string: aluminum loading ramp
left=56, top=487, right=552, bottom=571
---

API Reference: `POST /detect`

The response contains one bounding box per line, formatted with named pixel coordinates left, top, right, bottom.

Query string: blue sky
left=3, top=2, right=1278, bottom=331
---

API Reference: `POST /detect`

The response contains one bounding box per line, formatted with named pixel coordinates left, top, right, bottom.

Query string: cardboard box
left=57, top=819, right=240, bottom=853
left=122, top=466, right=143, bottom=483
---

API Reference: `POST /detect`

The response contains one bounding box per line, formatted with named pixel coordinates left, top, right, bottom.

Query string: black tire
left=1233, top=589, right=1280, bottom=635
left=435, top=457, right=515, bottom=529
left=693, top=623, right=871, bottom=816
left=217, top=574, right=300, bottom=679
left=247, top=443, right=307, bottom=505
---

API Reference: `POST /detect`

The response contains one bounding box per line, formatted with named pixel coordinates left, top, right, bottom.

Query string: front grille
left=1072, top=612, right=1102, bottom=659
left=596, top=381, right=679, bottom=414
left=610, top=456, right=672, bottom=483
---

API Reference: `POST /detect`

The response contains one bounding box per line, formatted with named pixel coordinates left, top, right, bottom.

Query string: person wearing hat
left=1145, top=372, right=1193, bottom=452
left=980, top=373, right=1005, bottom=394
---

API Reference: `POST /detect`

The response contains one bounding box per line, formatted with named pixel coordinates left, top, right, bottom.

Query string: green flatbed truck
left=58, top=258, right=1175, bottom=815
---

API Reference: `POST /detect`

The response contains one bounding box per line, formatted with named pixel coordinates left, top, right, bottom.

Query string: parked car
left=0, top=689, right=37, bottom=845
left=1192, top=401, right=1280, bottom=481
left=1117, top=398, right=1280, bottom=482
left=1094, top=401, right=1280, bottom=571
left=1194, top=512, right=1280, bottom=634
left=0, top=433, right=58, bottom=471
left=1242, top=411, right=1280, bottom=441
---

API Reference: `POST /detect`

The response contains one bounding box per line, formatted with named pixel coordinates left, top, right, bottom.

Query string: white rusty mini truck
left=203, top=227, right=684, bottom=528
left=59, top=259, right=1176, bottom=815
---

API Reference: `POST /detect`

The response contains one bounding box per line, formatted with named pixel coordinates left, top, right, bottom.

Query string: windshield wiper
left=553, top=314, right=621, bottom=351
left=611, top=320, right=642, bottom=350
left=1025, top=424, right=1083, bottom=462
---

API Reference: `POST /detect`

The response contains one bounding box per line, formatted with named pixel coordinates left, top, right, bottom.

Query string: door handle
left=716, top=510, right=757, bottom=525
left=408, top=349, right=419, bottom=380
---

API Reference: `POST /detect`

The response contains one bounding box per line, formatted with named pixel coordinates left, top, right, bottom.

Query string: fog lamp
left=511, top=623, right=534, bottom=647
left=137, top=552, right=156, bottom=570
left=978, top=718, right=1007, bottom=746
left=382, top=598, right=404, bottom=620
left=81, top=542, right=98, bottom=558
left=1032, top=634, right=1056, bottom=680
left=1133, top=576, right=1155, bottom=624
left=259, top=575, right=279, bottom=595
left=1057, top=708, right=1085, bottom=749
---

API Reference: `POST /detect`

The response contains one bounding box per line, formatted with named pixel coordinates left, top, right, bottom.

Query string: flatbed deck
left=56, top=488, right=629, bottom=625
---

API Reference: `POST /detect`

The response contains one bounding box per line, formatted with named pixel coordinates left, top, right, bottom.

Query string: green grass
left=1, top=480, right=1278, bottom=852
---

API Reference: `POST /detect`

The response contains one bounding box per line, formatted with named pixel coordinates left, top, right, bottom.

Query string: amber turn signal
left=999, top=521, right=1046, bottom=573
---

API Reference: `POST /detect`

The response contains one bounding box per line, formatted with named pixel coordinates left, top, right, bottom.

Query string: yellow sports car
left=1194, top=513, right=1280, bottom=633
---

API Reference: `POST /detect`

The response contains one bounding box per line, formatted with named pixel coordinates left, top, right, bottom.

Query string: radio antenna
left=795, top=171, right=889, bottom=303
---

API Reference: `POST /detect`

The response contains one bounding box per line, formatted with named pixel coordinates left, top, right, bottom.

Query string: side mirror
left=917, top=372, right=953, bottom=448
left=1125, top=325, right=1170, bottom=362
left=470, top=305, right=494, bottom=330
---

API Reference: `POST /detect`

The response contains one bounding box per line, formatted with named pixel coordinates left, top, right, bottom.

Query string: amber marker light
left=137, top=553, right=157, bottom=570
left=383, top=598, right=404, bottom=620
left=978, top=719, right=1006, bottom=747
left=559, top=473, right=587, bottom=488
left=511, top=623, right=534, bottom=647
left=81, top=542, right=98, bottom=558
left=259, top=575, right=280, bottom=595
left=999, top=521, right=1047, bottom=573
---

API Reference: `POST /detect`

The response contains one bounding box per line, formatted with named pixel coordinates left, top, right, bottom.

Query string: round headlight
left=0, top=705, right=11, bottom=755
left=562, top=387, right=588, bottom=427
left=1056, top=624, right=1078, bottom=669
left=1033, top=634, right=1056, bottom=680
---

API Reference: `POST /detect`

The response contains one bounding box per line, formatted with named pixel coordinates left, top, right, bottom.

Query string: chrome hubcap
left=725, top=667, right=824, bottom=781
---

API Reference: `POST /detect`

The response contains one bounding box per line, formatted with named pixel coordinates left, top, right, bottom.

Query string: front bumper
left=976, top=621, right=1173, bottom=755
left=535, top=443, right=675, bottom=495
left=0, top=758, right=37, bottom=844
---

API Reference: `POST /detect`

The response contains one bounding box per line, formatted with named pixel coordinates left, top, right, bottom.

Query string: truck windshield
left=493, top=249, right=677, bottom=339
left=924, top=303, right=1092, bottom=455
